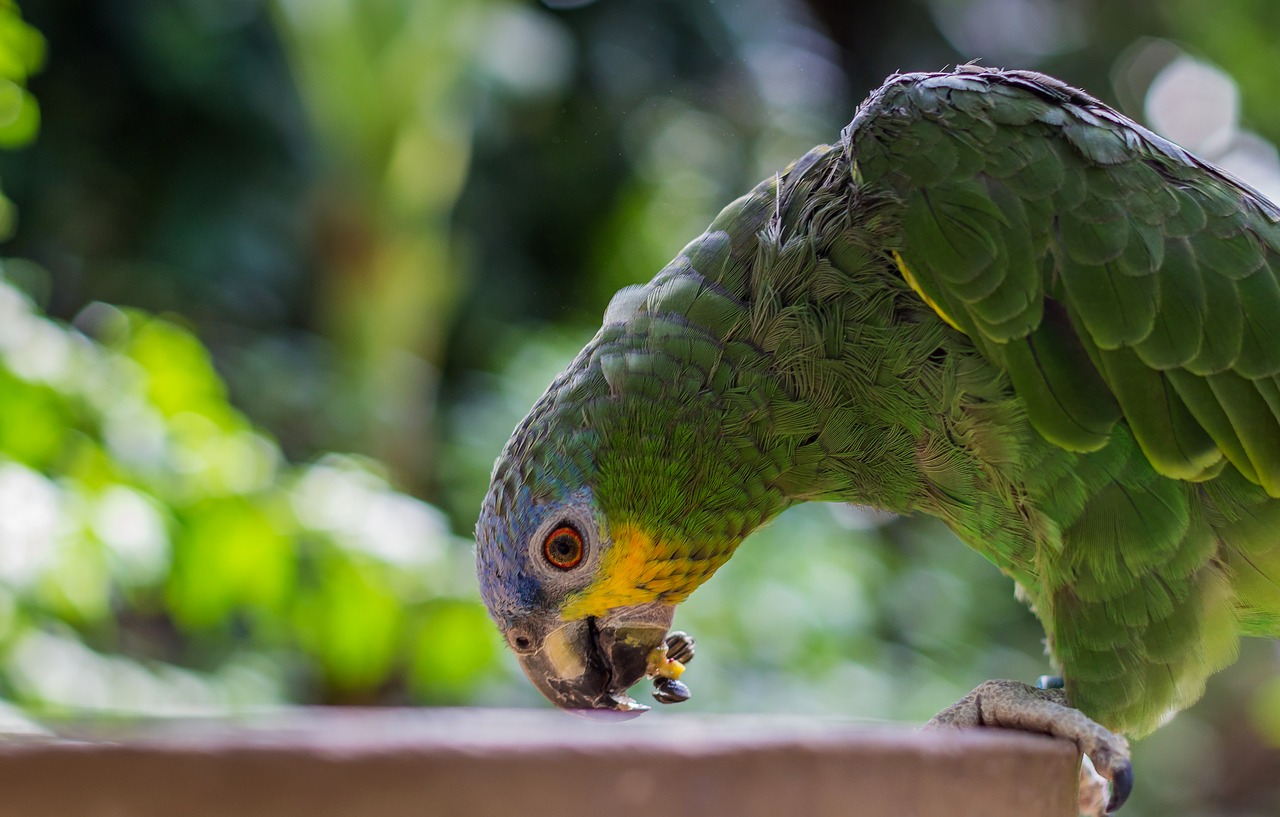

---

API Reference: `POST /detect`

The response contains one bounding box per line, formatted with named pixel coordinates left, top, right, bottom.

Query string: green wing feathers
left=851, top=68, right=1280, bottom=483
left=847, top=67, right=1280, bottom=735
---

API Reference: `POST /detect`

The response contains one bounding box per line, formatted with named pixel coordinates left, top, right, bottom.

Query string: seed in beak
left=646, top=630, right=696, bottom=705
left=653, top=677, right=692, bottom=704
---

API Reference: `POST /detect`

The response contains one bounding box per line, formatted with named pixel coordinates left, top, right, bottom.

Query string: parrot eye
left=543, top=525, right=584, bottom=570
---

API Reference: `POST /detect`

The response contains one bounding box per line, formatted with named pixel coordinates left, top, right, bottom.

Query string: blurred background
left=1, top=0, right=1280, bottom=812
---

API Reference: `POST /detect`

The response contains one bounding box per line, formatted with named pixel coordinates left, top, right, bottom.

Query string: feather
left=998, top=308, right=1119, bottom=451
left=1133, top=237, right=1204, bottom=369
left=1094, top=346, right=1219, bottom=479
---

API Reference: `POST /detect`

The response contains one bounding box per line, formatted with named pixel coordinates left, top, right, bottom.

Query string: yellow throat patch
left=560, top=524, right=726, bottom=619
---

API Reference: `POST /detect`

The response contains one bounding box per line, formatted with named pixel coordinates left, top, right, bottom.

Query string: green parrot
left=476, top=66, right=1280, bottom=810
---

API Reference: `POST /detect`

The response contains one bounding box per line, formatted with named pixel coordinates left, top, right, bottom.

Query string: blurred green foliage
left=0, top=0, right=40, bottom=239
left=1, top=0, right=1280, bottom=814
left=0, top=270, right=506, bottom=709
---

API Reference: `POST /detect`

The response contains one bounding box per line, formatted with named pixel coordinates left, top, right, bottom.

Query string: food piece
left=653, top=677, right=692, bottom=705
left=645, top=631, right=696, bottom=704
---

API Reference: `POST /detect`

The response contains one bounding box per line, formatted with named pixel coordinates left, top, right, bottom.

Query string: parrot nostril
left=508, top=624, right=538, bottom=654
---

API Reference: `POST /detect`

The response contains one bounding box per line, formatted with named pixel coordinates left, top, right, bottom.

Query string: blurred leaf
left=41, top=536, right=110, bottom=626
left=0, top=83, right=35, bottom=147
left=124, top=318, right=237, bottom=427
left=0, top=4, right=44, bottom=81
left=0, top=1, right=39, bottom=148
left=167, top=496, right=294, bottom=630
left=292, top=554, right=402, bottom=692
left=408, top=599, right=500, bottom=702
left=0, top=78, right=22, bottom=124
left=59, top=433, right=122, bottom=492
left=0, top=372, right=70, bottom=467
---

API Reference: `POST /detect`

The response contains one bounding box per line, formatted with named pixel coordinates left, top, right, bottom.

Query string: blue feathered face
left=475, top=483, right=605, bottom=625
left=476, top=440, right=675, bottom=717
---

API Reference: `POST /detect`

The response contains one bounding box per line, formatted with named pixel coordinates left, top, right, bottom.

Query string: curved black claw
left=1037, top=675, right=1064, bottom=689
left=1106, top=760, right=1134, bottom=813
left=665, top=631, right=695, bottom=665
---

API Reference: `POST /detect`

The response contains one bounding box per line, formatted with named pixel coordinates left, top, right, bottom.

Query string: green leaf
left=0, top=85, right=35, bottom=147
left=167, top=497, right=295, bottom=629
left=409, top=599, right=501, bottom=702
left=292, top=555, right=403, bottom=692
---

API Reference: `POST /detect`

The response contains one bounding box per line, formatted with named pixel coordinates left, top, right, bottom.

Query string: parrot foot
left=925, top=679, right=1132, bottom=815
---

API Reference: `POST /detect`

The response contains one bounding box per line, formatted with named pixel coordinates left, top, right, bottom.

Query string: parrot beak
left=508, top=603, right=675, bottom=719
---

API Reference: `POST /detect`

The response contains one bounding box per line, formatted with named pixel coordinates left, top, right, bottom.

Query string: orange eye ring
left=543, top=525, right=584, bottom=570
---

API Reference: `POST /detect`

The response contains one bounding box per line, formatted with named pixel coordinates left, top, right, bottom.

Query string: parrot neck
left=561, top=141, right=1034, bottom=613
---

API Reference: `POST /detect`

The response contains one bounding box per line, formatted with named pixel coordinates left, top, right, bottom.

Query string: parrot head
left=476, top=282, right=794, bottom=715
left=476, top=477, right=679, bottom=716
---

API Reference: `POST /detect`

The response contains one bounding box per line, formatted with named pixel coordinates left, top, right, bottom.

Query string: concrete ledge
left=0, top=708, right=1079, bottom=817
